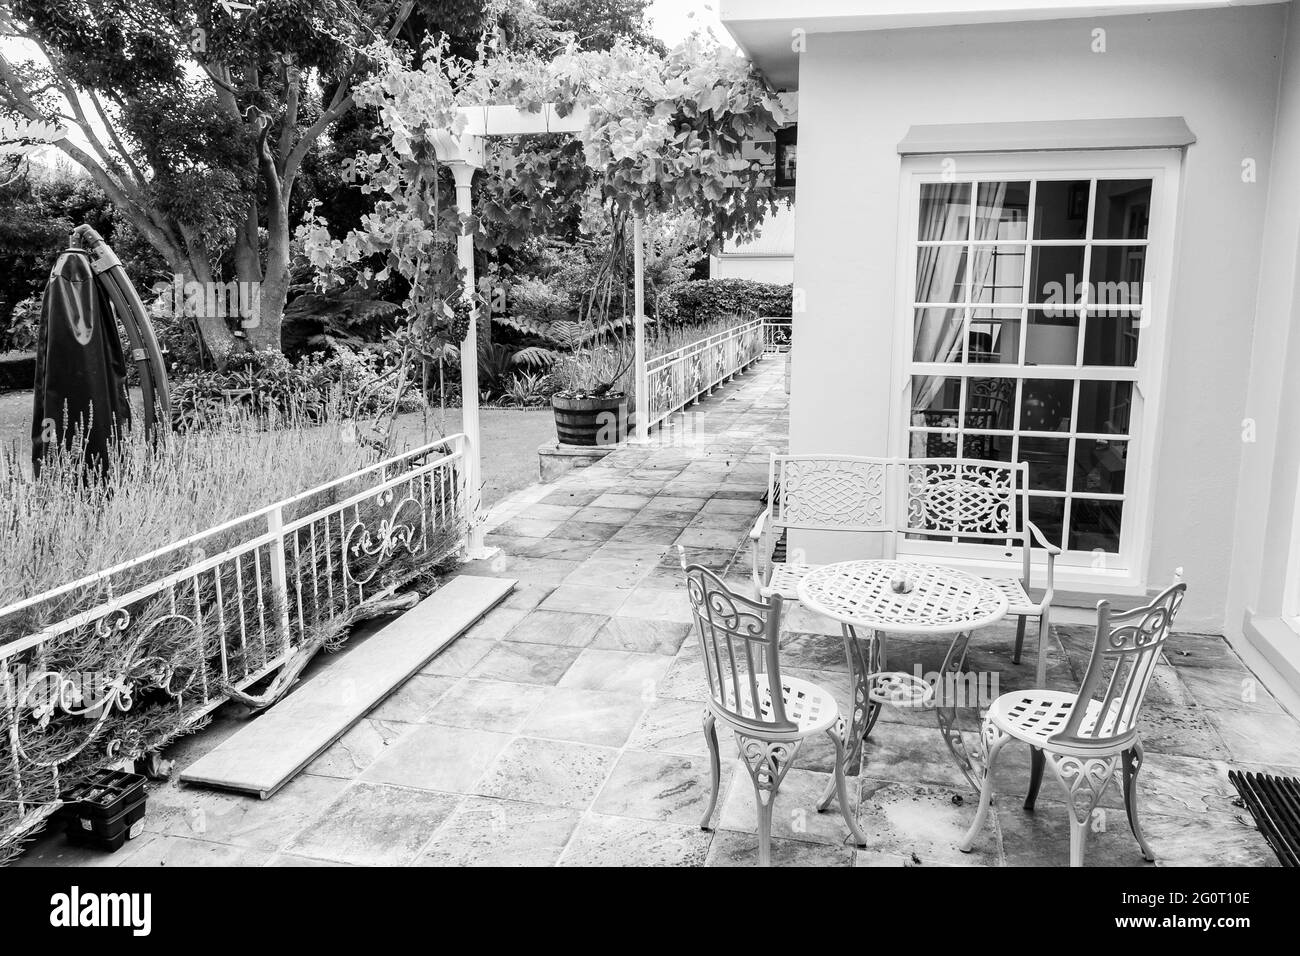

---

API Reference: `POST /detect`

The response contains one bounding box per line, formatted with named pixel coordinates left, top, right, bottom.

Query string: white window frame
left=889, top=149, right=1183, bottom=585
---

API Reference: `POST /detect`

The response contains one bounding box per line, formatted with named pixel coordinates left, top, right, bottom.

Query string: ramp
left=180, top=575, right=515, bottom=798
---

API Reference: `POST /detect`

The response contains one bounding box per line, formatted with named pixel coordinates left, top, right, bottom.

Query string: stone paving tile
left=538, top=585, right=631, bottom=617
left=1204, top=707, right=1300, bottom=766
left=558, top=813, right=712, bottom=866
left=627, top=697, right=739, bottom=760
left=520, top=687, right=648, bottom=748
left=306, top=717, right=418, bottom=779
left=857, top=780, right=999, bottom=867
left=720, top=767, right=862, bottom=848
left=593, top=750, right=732, bottom=825
left=515, top=536, right=606, bottom=561
left=420, top=637, right=496, bottom=676
left=996, top=803, right=1151, bottom=868
left=1176, top=665, right=1282, bottom=713
left=615, top=585, right=694, bottom=623
left=286, top=782, right=460, bottom=866
left=557, top=648, right=674, bottom=696
left=475, top=737, right=619, bottom=809
left=589, top=617, right=691, bottom=656
left=143, top=773, right=350, bottom=850
left=707, top=829, right=855, bottom=867
left=362, top=725, right=512, bottom=794
left=369, top=674, right=458, bottom=723
left=267, top=853, right=352, bottom=867
left=416, top=797, right=582, bottom=867
left=122, top=836, right=277, bottom=868
left=505, top=608, right=609, bottom=647
left=469, top=641, right=583, bottom=685
left=426, top=678, right=550, bottom=734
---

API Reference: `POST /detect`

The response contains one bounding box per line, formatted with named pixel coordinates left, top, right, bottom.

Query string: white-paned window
left=895, top=152, right=1180, bottom=573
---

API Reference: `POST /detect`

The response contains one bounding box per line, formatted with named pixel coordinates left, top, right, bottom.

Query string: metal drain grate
left=1228, top=770, right=1300, bottom=866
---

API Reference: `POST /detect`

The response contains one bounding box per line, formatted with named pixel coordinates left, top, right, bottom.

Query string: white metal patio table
left=796, top=559, right=1008, bottom=794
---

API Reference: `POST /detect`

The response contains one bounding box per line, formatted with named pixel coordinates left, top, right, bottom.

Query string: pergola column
left=434, top=131, right=491, bottom=558
left=633, top=216, right=648, bottom=444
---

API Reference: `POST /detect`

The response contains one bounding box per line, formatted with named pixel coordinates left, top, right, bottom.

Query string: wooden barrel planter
left=552, top=393, right=628, bottom=446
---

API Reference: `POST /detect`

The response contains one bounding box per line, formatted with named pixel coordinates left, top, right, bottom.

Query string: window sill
left=899, top=549, right=1148, bottom=600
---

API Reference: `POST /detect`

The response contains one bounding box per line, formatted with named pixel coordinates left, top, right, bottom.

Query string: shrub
left=170, top=344, right=422, bottom=430
left=0, top=403, right=383, bottom=620
left=664, top=278, right=792, bottom=325
left=0, top=296, right=40, bottom=354
left=508, top=275, right=573, bottom=326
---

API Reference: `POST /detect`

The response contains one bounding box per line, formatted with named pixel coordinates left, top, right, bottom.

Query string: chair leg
left=756, top=785, right=776, bottom=867
left=735, top=733, right=800, bottom=867
left=1069, top=815, right=1088, bottom=868
left=1035, top=609, right=1050, bottom=687
left=1024, top=746, right=1045, bottom=811
left=1012, top=615, right=1027, bottom=664
left=959, top=722, right=1010, bottom=853
left=1044, top=752, right=1118, bottom=867
left=827, top=717, right=867, bottom=847
left=699, top=709, right=721, bottom=831
left=1123, top=742, right=1155, bottom=862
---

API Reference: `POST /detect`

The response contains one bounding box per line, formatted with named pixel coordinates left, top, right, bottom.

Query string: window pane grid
left=912, top=175, right=1151, bottom=555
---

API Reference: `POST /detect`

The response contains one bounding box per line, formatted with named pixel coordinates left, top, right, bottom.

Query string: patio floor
left=18, top=355, right=1300, bottom=867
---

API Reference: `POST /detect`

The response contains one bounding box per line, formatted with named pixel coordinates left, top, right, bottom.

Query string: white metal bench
left=750, top=455, right=1058, bottom=684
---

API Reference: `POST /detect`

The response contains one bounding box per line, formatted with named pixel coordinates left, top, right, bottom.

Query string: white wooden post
left=449, top=159, right=490, bottom=558
left=265, top=505, right=291, bottom=647
left=633, top=216, right=648, bottom=444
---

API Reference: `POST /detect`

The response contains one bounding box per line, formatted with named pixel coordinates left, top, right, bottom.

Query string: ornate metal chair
left=902, top=458, right=1058, bottom=684
left=749, top=454, right=893, bottom=601
left=958, top=575, right=1186, bottom=866
left=685, top=563, right=866, bottom=866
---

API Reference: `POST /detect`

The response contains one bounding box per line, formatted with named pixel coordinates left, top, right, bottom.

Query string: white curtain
left=912, top=183, right=1011, bottom=450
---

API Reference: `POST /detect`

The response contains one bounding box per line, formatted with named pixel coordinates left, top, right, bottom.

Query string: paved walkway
left=19, top=356, right=1300, bottom=866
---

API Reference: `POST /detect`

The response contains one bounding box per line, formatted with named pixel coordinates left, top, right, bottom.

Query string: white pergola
left=432, top=105, right=651, bottom=556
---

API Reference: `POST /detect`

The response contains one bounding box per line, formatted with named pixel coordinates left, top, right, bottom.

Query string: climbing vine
left=298, top=31, right=794, bottom=359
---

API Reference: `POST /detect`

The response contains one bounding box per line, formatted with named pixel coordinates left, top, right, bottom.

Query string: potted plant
left=547, top=207, right=639, bottom=447
left=551, top=344, right=630, bottom=446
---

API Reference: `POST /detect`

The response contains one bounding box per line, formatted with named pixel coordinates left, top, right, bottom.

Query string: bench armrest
left=1025, top=519, right=1059, bottom=599
left=1026, top=519, right=1061, bottom=556
left=749, top=507, right=772, bottom=593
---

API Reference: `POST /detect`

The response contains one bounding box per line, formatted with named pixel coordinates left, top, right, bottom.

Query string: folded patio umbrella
left=30, top=226, right=170, bottom=475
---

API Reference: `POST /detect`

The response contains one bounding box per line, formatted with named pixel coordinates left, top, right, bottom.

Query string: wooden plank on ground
left=179, top=575, right=515, bottom=799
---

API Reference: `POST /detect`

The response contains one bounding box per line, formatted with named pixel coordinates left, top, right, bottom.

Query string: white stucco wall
left=1227, top=6, right=1300, bottom=692
left=789, top=5, right=1286, bottom=630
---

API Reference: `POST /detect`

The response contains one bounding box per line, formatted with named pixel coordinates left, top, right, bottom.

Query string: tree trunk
left=244, top=191, right=291, bottom=352
left=173, top=259, right=239, bottom=369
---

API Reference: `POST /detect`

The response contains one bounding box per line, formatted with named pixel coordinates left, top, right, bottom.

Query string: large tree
left=0, top=0, right=422, bottom=365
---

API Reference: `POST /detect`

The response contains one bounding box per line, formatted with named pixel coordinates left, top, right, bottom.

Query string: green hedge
left=664, top=278, right=792, bottom=325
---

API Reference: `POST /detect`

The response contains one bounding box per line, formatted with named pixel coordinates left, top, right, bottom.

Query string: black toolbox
left=59, top=769, right=148, bottom=852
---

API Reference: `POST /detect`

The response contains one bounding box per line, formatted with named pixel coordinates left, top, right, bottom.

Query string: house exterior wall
left=788, top=5, right=1286, bottom=630
left=1227, top=5, right=1300, bottom=693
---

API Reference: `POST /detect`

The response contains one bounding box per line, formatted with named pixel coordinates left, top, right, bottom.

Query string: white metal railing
left=762, top=316, right=792, bottom=353
left=643, top=319, right=765, bottom=430
left=0, top=434, right=466, bottom=850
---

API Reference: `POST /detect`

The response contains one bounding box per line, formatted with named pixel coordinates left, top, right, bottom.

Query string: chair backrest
left=901, top=457, right=1025, bottom=543
left=683, top=564, right=796, bottom=735
left=1052, top=575, right=1187, bottom=749
left=769, top=454, right=894, bottom=534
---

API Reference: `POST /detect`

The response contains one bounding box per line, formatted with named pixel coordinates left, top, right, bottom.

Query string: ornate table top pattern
left=796, top=560, right=1008, bottom=634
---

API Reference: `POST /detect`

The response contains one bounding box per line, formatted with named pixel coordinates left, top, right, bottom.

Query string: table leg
left=937, top=628, right=982, bottom=793
left=818, top=624, right=875, bottom=813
